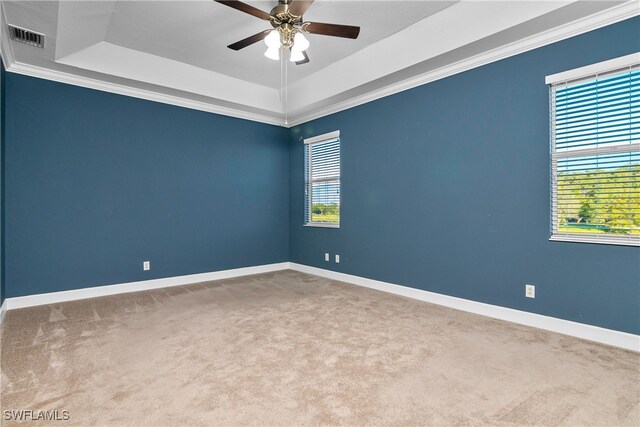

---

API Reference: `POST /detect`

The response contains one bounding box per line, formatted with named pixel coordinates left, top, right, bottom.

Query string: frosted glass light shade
left=293, top=32, right=309, bottom=51
left=264, top=30, right=280, bottom=48
left=289, top=49, right=305, bottom=62
left=264, top=46, right=280, bottom=60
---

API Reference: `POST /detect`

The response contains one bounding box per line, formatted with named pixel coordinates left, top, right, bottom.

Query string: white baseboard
left=0, top=300, right=7, bottom=326
left=4, top=262, right=290, bottom=311
left=3, top=262, right=637, bottom=352
left=289, top=263, right=640, bottom=352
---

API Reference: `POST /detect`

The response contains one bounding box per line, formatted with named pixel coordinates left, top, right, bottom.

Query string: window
left=304, top=131, right=340, bottom=227
left=547, top=53, right=639, bottom=246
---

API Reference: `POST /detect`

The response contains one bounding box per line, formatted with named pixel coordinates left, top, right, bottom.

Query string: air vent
left=8, top=25, right=44, bottom=48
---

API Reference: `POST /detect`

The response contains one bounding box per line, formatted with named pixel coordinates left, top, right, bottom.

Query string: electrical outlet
left=325, top=253, right=330, bottom=262
left=335, top=254, right=340, bottom=263
left=143, top=261, right=150, bottom=271
left=525, top=284, right=535, bottom=298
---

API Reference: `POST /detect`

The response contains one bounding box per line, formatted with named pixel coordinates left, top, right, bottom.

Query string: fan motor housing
left=270, top=4, right=303, bottom=26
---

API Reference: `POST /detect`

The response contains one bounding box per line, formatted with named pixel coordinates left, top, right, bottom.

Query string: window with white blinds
left=548, top=54, right=639, bottom=246
left=304, top=131, right=340, bottom=227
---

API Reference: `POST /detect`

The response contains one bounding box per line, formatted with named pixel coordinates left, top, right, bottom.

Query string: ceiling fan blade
left=288, top=0, right=314, bottom=18
left=228, top=29, right=272, bottom=50
left=214, top=1, right=272, bottom=21
left=295, top=50, right=310, bottom=65
left=303, top=22, right=360, bottom=39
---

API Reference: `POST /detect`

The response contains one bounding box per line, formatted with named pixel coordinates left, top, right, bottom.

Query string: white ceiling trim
left=287, top=0, right=573, bottom=112
left=1, top=1, right=638, bottom=128
left=286, top=0, right=640, bottom=126
left=56, top=41, right=282, bottom=112
left=0, top=2, right=283, bottom=126
left=6, top=59, right=286, bottom=126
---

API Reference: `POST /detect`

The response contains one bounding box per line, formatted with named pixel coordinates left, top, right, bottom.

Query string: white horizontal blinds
left=304, top=143, right=311, bottom=223
left=305, top=134, right=340, bottom=225
left=551, top=64, right=640, bottom=245
left=554, top=68, right=640, bottom=151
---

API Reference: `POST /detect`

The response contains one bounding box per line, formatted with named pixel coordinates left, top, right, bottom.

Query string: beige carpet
left=1, top=270, right=638, bottom=426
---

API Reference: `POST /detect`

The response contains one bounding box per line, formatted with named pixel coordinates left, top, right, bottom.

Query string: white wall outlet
left=325, top=253, right=330, bottom=262
left=335, top=254, right=340, bottom=263
left=143, top=261, right=151, bottom=271
left=525, top=284, right=535, bottom=298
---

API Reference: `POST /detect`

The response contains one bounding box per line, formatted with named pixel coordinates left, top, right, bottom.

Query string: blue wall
left=4, top=73, right=289, bottom=297
left=289, top=17, right=640, bottom=334
left=2, top=17, right=638, bottom=335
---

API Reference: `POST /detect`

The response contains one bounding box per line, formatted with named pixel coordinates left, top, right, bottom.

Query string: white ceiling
left=1, top=1, right=637, bottom=126
left=105, top=1, right=457, bottom=87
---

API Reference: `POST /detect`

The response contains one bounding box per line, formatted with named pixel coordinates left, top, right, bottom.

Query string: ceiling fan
left=215, top=0, right=360, bottom=65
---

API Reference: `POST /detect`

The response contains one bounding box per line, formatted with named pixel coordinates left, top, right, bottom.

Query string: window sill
left=304, top=223, right=340, bottom=229
left=549, top=234, right=639, bottom=247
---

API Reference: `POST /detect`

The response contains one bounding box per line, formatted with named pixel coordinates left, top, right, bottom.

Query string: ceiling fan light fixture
left=289, top=49, right=305, bottom=62
left=216, top=0, right=361, bottom=65
left=292, top=32, right=309, bottom=52
left=264, top=30, right=280, bottom=49
left=264, top=46, right=280, bottom=61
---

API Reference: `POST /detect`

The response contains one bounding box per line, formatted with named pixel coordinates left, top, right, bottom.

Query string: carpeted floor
left=1, top=270, right=638, bottom=426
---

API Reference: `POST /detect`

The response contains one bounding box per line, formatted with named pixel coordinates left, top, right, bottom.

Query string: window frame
left=303, top=130, right=341, bottom=228
left=547, top=53, right=640, bottom=247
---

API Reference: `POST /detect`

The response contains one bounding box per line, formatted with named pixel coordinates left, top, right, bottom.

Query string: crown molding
left=0, top=0, right=284, bottom=127
left=5, top=60, right=285, bottom=126
left=285, top=1, right=640, bottom=127
left=1, top=1, right=638, bottom=128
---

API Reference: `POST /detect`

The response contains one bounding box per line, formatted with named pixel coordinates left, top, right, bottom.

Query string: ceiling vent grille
left=8, top=25, right=45, bottom=48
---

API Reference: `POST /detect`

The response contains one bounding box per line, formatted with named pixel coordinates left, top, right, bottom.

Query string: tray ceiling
left=1, top=1, right=637, bottom=126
